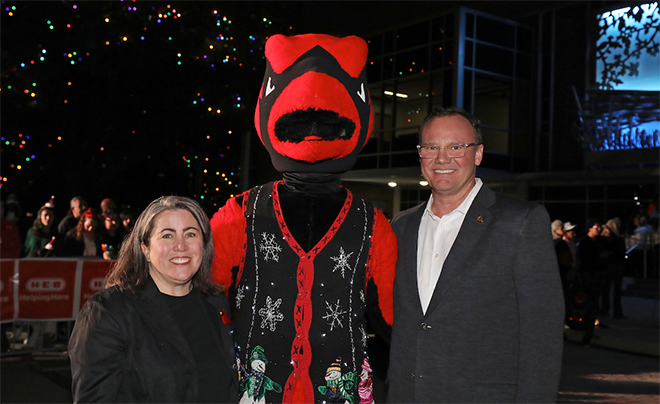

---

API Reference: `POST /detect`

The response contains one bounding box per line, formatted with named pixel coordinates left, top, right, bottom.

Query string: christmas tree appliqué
left=259, top=232, right=282, bottom=262
left=259, top=296, right=284, bottom=332
left=322, top=299, right=347, bottom=331
left=330, top=247, right=354, bottom=278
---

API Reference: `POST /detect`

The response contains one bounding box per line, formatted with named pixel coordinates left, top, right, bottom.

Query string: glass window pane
left=393, top=126, right=419, bottom=154
left=480, top=151, right=511, bottom=171
left=430, top=71, right=445, bottom=106
left=366, top=35, right=383, bottom=57
left=589, top=185, right=605, bottom=199
left=445, top=41, right=454, bottom=67
left=367, top=57, right=382, bottom=83
left=362, top=133, right=379, bottom=154
left=379, top=155, right=391, bottom=168
left=392, top=151, right=420, bottom=168
left=475, top=43, right=514, bottom=76
left=394, top=78, right=429, bottom=129
left=545, top=186, right=587, bottom=200
left=446, top=12, right=455, bottom=38
left=384, top=31, right=395, bottom=54
left=395, top=48, right=429, bottom=78
left=513, top=80, right=533, bottom=134
left=482, top=128, right=509, bottom=154
left=396, top=21, right=430, bottom=51
left=512, top=131, right=530, bottom=158
left=476, top=15, right=515, bottom=48
left=517, top=26, right=533, bottom=53
left=383, top=56, right=395, bottom=80
left=354, top=155, right=378, bottom=170
left=463, top=70, right=473, bottom=112
left=443, top=69, right=453, bottom=106
left=465, top=40, right=474, bottom=67
left=466, top=13, right=475, bottom=38
left=431, top=16, right=446, bottom=41
left=430, top=42, right=448, bottom=70
left=474, top=75, right=511, bottom=130
left=369, top=84, right=383, bottom=134
left=382, top=84, right=394, bottom=131
left=516, top=52, right=532, bottom=80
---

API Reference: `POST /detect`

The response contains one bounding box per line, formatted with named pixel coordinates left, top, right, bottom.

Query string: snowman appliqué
left=318, top=358, right=357, bottom=404
left=358, top=358, right=374, bottom=404
left=239, top=346, right=282, bottom=404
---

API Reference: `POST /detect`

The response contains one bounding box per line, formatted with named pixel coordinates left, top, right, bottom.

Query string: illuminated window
left=596, top=3, right=660, bottom=91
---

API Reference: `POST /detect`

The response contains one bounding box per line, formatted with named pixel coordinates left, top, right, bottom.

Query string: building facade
left=340, top=2, right=659, bottom=232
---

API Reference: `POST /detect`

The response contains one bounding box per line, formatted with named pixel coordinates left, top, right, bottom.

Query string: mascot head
left=255, top=34, right=373, bottom=173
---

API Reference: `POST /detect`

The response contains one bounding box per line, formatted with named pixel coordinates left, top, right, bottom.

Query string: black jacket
left=69, top=277, right=238, bottom=403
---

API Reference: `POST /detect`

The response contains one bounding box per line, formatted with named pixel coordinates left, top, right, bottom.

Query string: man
left=575, top=219, right=609, bottom=343
left=552, top=219, right=573, bottom=315
left=57, top=196, right=87, bottom=237
left=387, top=107, right=564, bottom=403
left=563, top=221, right=578, bottom=265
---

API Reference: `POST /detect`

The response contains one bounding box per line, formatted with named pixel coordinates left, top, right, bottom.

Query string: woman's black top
left=163, top=288, right=233, bottom=403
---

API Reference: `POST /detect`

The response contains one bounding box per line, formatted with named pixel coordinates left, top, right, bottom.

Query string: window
left=596, top=3, right=660, bottom=91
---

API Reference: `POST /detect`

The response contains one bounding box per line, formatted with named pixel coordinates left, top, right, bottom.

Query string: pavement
left=1, top=288, right=658, bottom=403
left=564, top=293, right=659, bottom=357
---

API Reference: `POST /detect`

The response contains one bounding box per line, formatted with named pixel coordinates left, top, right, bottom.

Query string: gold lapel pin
left=477, top=215, right=484, bottom=223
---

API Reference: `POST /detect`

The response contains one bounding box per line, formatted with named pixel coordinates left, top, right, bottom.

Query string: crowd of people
left=1, top=195, right=136, bottom=260
left=551, top=210, right=659, bottom=345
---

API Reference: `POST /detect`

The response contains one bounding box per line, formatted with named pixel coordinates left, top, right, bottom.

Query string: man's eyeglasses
left=417, top=143, right=481, bottom=159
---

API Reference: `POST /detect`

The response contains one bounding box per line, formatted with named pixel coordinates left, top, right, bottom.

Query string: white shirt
left=417, top=178, right=483, bottom=314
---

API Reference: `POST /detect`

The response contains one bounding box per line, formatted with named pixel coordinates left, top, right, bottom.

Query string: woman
left=68, top=196, right=238, bottom=403
left=601, top=218, right=627, bottom=319
left=23, top=202, right=57, bottom=257
left=61, top=208, right=105, bottom=258
left=99, top=209, right=126, bottom=260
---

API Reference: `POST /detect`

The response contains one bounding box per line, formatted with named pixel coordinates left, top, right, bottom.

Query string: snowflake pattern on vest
left=258, top=296, right=284, bottom=332
left=235, top=285, right=246, bottom=309
left=228, top=182, right=378, bottom=403
left=331, top=247, right=354, bottom=278
left=323, top=299, right=347, bottom=331
left=259, top=232, right=282, bottom=262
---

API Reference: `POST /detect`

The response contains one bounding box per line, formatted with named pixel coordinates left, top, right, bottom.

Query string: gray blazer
left=387, top=185, right=564, bottom=403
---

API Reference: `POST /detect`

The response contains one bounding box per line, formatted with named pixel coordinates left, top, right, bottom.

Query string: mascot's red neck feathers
left=255, top=34, right=374, bottom=173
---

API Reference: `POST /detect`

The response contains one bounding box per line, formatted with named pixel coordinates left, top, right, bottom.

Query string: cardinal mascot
left=211, top=33, right=397, bottom=404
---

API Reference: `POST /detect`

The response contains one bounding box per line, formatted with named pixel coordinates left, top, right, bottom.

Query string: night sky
left=2, top=1, right=330, bottom=218
left=0, top=0, right=594, bottom=221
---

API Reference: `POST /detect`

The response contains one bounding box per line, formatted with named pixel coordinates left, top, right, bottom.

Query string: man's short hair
left=70, top=196, right=87, bottom=208
left=418, top=106, right=483, bottom=144
left=585, top=218, right=601, bottom=230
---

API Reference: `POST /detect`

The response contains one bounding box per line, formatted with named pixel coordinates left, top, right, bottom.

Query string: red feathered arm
left=210, top=196, right=246, bottom=293
left=367, top=209, right=397, bottom=326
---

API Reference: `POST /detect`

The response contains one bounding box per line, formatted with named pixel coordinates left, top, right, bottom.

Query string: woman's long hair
left=71, top=210, right=103, bottom=242
left=105, top=196, right=222, bottom=295
left=30, top=206, right=55, bottom=239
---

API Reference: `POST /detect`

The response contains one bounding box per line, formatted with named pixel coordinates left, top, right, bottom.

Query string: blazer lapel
left=398, top=204, right=426, bottom=316
left=424, top=186, right=496, bottom=316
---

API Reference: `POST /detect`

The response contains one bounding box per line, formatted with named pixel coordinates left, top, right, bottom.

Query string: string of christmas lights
left=2, top=1, right=295, bottom=212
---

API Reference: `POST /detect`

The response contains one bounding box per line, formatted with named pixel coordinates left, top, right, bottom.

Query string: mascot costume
left=211, top=34, right=397, bottom=404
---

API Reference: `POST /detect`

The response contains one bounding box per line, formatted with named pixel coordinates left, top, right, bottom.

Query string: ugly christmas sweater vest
left=234, top=181, right=376, bottom=404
